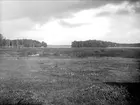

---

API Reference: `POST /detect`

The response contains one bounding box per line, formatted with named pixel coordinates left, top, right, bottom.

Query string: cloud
left=101, top=14, right=140, bottom=43
left=96, top=1, right=140, bottom=16
left=0, top=0, right=140, bottom=45
left=0, top=0, right=80, bottom=21
left=59, top=20, right=89, bottom=28
left=1, top=0, right=133, bottom=22
left=18, top=15, right=110, bottom=45
left=0, top=17, right=35, bottom=39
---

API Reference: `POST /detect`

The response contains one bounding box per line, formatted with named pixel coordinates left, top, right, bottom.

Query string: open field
left=0, top=47, right=140, bottom=105
left=1, top=47, right=140, bottom=58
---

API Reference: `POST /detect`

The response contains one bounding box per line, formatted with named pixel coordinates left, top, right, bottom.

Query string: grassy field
left=16, top=47, right=140, bottom=58
left=0, top=47, right=140, bottom=105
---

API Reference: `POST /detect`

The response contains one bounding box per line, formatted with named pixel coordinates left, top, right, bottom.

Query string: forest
left=71, top=40, right=140, bottom=48
left=0, top=33, right=47, bottom=48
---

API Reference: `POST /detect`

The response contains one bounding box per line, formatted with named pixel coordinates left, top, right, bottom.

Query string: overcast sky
left=0, top=0, right=140, bottom=45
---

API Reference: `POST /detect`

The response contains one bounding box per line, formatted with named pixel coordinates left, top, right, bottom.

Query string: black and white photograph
left=0, top=0, right=140, bottom=105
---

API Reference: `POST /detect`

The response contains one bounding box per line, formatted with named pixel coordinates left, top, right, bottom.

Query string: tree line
left=0, top=33, right=47, bottom=48
left=71, top=40, right=140, bottom=48
left=71, top=40, right=118, bottom=47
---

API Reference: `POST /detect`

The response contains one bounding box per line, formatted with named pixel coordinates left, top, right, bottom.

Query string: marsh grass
left=0, top=89, right=46, bottom=105
left=49, top=84, right=129, bottom=105
left=0, top=48, right=140, bottom=105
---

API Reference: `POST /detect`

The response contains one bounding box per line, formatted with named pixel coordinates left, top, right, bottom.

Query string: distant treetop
left=71, top=40, right=140, bottom=48
left=0, top=33, right=47, bottom=48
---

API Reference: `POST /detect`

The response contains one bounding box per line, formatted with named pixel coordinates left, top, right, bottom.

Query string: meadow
left=0, top=47, right=140, bottom=105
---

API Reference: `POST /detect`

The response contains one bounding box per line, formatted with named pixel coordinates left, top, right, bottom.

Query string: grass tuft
left=0, top=89, right=46, bottom=105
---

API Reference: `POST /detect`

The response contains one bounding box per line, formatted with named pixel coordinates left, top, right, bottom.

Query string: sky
left=0, top=0, right=140, bottom=45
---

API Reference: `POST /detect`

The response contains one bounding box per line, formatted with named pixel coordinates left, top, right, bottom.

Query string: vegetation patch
left=49, top=84, right=129, bottom=105
left=0, top=89, right=46, bottom=105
